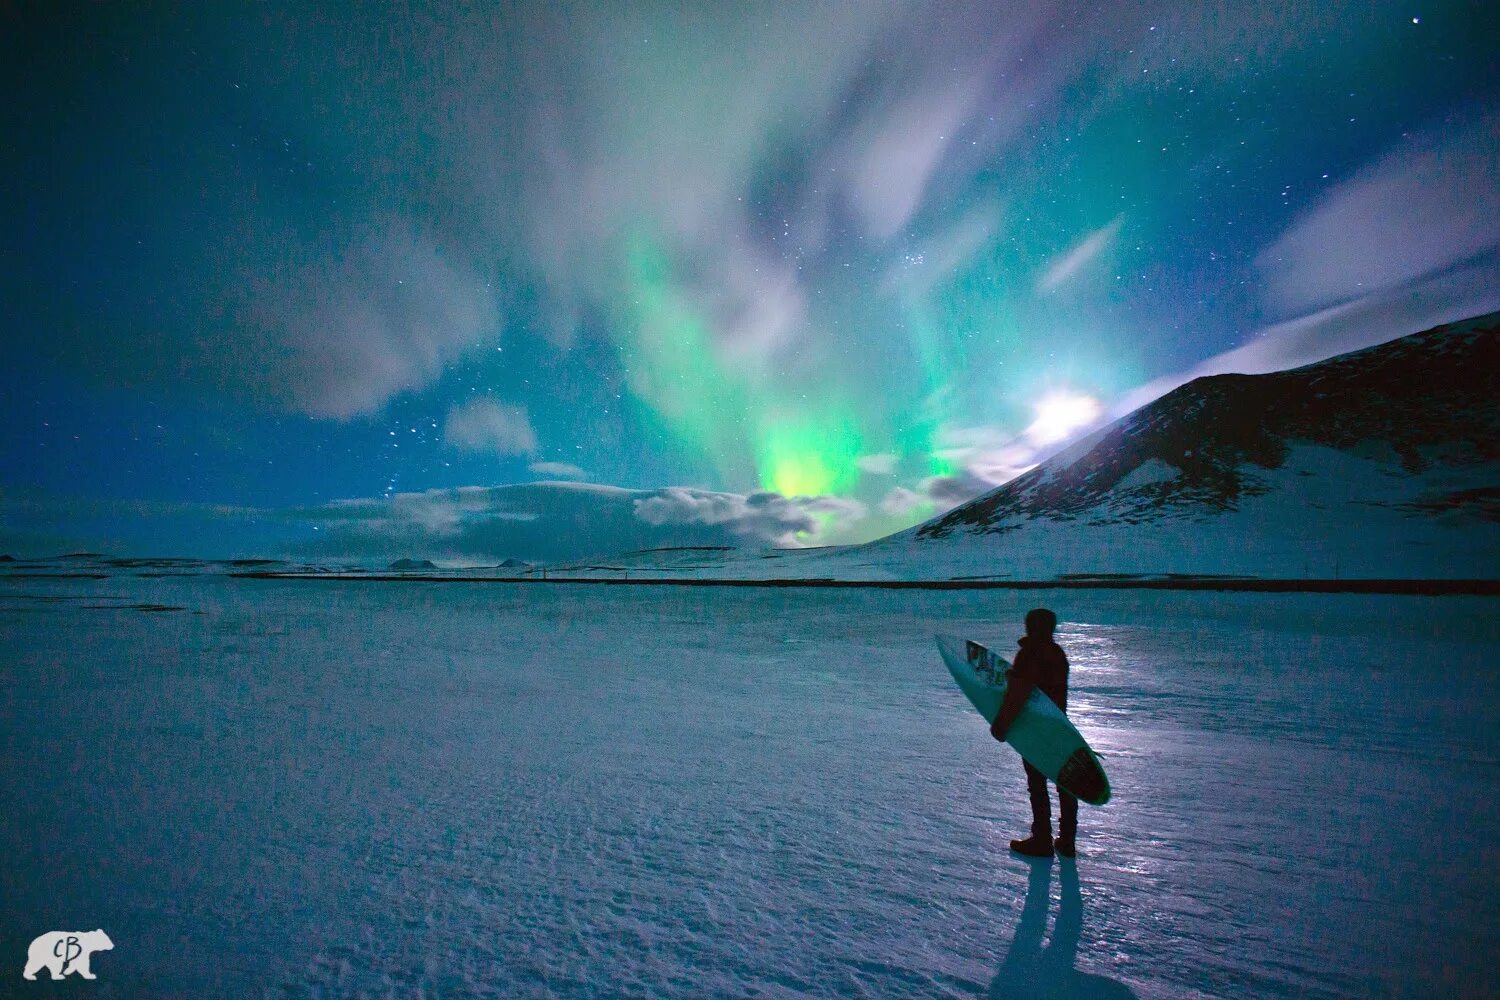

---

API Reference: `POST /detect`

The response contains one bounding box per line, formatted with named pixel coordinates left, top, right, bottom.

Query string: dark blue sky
left=3, top=2, right=1498, bottom=560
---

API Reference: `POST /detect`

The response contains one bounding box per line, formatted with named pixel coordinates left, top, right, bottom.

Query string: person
left=990, top=607, right=1076, bottom=859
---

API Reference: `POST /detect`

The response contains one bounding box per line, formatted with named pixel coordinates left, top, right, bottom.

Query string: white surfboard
left=936, top=634, right=1111, bottom=805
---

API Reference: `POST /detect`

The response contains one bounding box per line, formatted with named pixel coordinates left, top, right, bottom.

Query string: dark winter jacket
left=990, top=635, right=1069, bottom=741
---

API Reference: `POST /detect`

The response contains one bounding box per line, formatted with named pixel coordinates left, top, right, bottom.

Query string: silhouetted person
left=991, top=608, right=1076, bottom=858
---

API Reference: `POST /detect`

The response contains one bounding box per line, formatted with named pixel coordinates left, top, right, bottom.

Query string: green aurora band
left=621, top=232, right=868, bottom=500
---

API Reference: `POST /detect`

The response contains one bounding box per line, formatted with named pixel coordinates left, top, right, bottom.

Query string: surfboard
left=936, top=634, right=1111, bottom=806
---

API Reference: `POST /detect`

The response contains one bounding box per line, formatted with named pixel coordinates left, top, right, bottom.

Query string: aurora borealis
left=3, top=2, right=1498, bottom=560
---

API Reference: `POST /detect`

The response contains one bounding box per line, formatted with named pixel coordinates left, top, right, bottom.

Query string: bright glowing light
left=756, top=416, right=863, bottom=497
left=1026, top=391, right=1101, bottom=446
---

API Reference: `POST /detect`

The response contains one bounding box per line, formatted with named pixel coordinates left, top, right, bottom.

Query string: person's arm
left=990, top=653, right=1034, bottom=741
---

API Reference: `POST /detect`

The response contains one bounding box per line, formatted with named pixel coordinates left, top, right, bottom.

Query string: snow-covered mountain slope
left=837, top=311, right=1500, bottom=580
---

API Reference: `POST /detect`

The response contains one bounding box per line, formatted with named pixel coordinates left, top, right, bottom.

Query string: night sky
left=3, top=2, right=1498, bottom=560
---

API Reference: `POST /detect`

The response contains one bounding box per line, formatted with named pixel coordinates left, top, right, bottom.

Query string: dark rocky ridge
left=920, top=313, right=1500, bottom=537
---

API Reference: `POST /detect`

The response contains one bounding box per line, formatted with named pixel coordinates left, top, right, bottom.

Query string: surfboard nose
left=934, top=634, right=963, bottom=660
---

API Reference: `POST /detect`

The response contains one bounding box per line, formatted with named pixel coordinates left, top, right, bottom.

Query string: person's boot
left=1054, top=834, right=1076, bottom=859
left=1009, top=832, right=1054, bottom=858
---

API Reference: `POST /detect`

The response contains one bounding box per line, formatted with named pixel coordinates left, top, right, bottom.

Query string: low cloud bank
left=635, top=488, right=866, bottom=547
left=292, top=481, right=865, bottom=562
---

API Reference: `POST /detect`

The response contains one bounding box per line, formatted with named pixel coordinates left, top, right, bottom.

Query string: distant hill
left=835, top=311, right=1500, bottom=580
left=388, top=558, right=438, bottom=570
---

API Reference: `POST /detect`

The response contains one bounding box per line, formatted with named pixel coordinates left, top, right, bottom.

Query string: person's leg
left=1011, top=760, right=1055, bottom=856
left=1024, top=760, right=1051, bottom=839
left=1057, top=786, right=1078, bottom=855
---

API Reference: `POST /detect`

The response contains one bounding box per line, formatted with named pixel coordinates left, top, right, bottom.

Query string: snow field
left=1, top=576, right=1495, bottom=997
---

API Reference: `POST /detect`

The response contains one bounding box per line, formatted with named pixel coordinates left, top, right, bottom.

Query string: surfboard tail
left=1057, top=747, right=1111, bottom=806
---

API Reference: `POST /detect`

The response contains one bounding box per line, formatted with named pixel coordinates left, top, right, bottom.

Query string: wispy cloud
left=1114, top=251, right=1500, bottom=419
left=878, top=486, right=927, bottom=517
left=916, top=469, right=1006, bottom=512
left=1257, top=111, right=1500, bottom=315
left=528, top=461, right=588, bottom=481
left=1036, top=216, right=1123, bottom=293
left=443, top=400, right=537, bottom=456
left=1102, top=111, right=1500, bottom=421
left=237, top=218, right=501, bottom=419
left=925, top=399, right=1109, bottom=503
left=856, top=453, right=899, bottom=475
left=6, top=3, right=1132, bottom=429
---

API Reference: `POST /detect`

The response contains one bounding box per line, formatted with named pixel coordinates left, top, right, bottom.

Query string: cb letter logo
left=22, top=930, right=113, bottom=981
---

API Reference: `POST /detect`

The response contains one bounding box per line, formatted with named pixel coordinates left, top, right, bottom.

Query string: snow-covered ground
left=2, top=574, right=1496, bottom=997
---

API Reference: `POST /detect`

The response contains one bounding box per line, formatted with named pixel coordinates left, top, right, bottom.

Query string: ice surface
left=2, top=575, right=1497, bottom=997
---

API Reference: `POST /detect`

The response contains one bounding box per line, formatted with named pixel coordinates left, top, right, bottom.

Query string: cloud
left=443, top=400, right=537, bottom=455
left=888, top=426, right=1040, bottom=515
left=935, top=423, right=1048, bottom=483
left=451, top=1, right=1083, bottom=377
left=879, top=487, right=927, bottom=517
left=1111, top=261, right=1500, bottom=418
left=507, top=4, right=906, bottom=360
left=920, top=470, right=1002, bottom=512
left=901, top=409, right=1121, bottom=515
left=634, top=488, right=865, bottom=547
left=15, top=82, right=503, bottom=420
left=878, top=474, right=1010, bottom=520
left=284, top=481, right=864, bottom=561
left=1257, top=111, right=1500, bottom=315
left=844, top=80, right=985, bottom=241
left=857, top=452, right=899, bottom=475
left=1036, top=216, right=1123, bottom=293
left=235, top=218, right=502, bottom=419
left=1, top=478, right=871, bottom=561
left=528, top=461, right=588, bottom=481
left=6, top=2, right=1118, bottom=430
left=1103, top=111, right=1500, bottom=421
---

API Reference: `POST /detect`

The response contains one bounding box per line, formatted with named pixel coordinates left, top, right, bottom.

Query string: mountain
left=388, top=558, right=439, bottom=570
left=838, top=311, right=1500, bottom=580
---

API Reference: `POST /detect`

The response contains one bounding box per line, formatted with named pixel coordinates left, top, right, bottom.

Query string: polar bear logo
left=22, top=930, right=113, bottom=980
